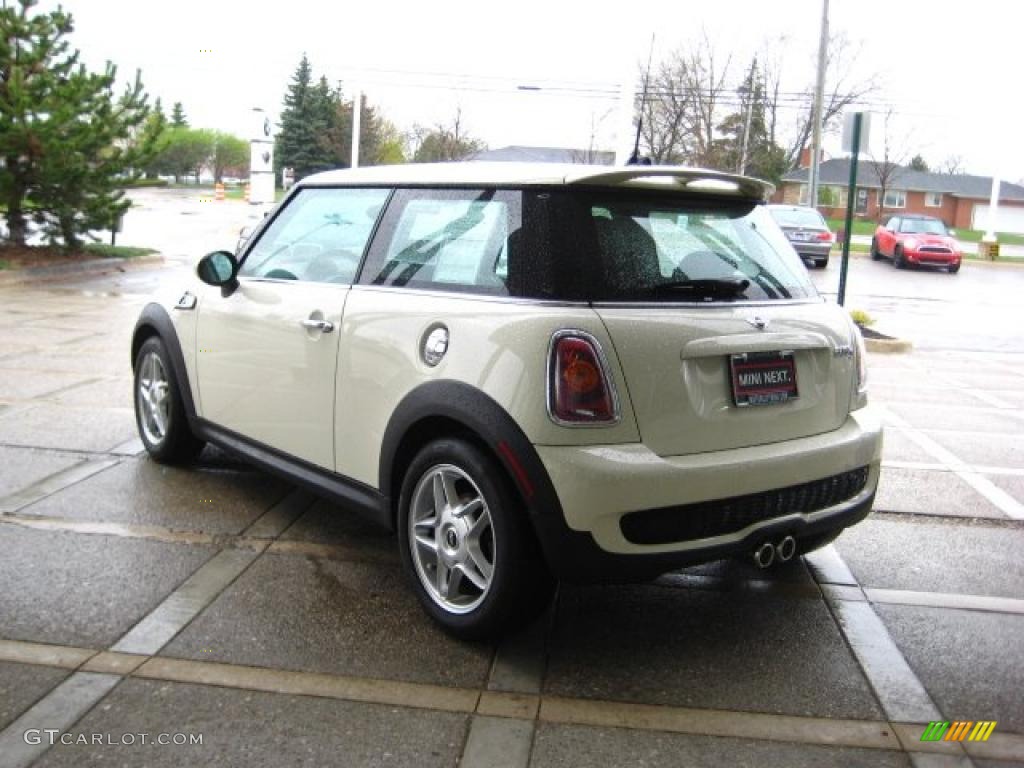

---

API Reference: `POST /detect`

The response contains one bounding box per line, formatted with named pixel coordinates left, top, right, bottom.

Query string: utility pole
left=351, top=86, right=362, bottom=169
left=808, top=0, right=829, bottom=209
left=739, top=56, right=757, bottom=175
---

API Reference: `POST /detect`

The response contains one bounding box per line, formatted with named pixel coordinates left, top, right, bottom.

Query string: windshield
left=769, top=207, right=826, bottom=229
left=578, top=196, right=818, bottom=302
left=899, top=218, right=947, bottom=235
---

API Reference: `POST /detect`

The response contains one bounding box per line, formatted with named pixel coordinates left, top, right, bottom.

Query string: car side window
left=239, top=187, right=390, bottom=283
left=360, top=188, right=519, bottom=294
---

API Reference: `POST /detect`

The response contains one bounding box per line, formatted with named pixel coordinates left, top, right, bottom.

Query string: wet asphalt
left=0, top=191, right=1022, bottom=767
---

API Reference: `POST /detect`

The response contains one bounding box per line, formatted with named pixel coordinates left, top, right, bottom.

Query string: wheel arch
left=131, top=303, right=197, bottom=421
left=379, top=381, right=563, bottom=536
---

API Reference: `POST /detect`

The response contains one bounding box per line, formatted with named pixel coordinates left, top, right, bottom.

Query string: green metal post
left=838, top=112, right=862, bottom=307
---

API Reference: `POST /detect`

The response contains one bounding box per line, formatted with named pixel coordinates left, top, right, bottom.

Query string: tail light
left=547, top=331, right=619, bottom=425
left=816, top=231, right=834, bottom=243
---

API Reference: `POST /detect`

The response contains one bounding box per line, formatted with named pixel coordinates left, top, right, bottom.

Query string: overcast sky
left=45, top=0, right=1023, bottom=182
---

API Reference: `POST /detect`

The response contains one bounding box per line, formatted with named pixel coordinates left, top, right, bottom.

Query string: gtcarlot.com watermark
left=24, top=729, right=203, bottom=747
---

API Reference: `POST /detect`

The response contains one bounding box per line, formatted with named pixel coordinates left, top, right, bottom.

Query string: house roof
left=782, top=158, right=1024, bottom=201
left=467, top=145, right=616, bottom=165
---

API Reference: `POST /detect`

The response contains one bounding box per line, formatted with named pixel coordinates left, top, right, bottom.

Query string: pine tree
left=275, top=54, right=328, bottom=179
left=170, top=101, right=188, bottom=128
left=0, top=0, right=157, bottom=248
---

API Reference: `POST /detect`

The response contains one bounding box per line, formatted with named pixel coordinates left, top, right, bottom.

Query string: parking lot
left=0, top=194, right=1022, bottom=767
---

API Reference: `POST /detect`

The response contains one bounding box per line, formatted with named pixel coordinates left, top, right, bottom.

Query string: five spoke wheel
left=408, top=464, right=495, bottom=614
left=136, top=350, right=170, bottom=444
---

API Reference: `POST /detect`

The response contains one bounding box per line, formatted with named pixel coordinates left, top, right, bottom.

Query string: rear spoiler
left=563, top=166, right=773, bottom=202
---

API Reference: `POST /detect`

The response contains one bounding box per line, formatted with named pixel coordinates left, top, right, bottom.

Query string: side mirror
left=197, top=250, right=239, bottom=296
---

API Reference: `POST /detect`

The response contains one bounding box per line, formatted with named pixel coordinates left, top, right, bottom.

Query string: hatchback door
left=573, top=194, right=857, bottom=457
left=195, top=186, right=390, bottom=469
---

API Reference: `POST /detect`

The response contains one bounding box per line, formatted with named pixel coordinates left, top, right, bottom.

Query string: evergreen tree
left=0, top=0, right=156, bottom=248
left=139, top=98, right=168, bottom=178
left=711, top=60, right=788, bottom=186
left=170, top=101, right=188, bottom=127
left=909, top=154, right=929, bottom=172
left=275, top=54, right=324, bottom=179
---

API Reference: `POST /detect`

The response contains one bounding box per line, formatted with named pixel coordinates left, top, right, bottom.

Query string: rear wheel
left=133, top=336, right=205, bottom=464
left=816, top=256, right=829, bottom=269
left=948, top=263, right=961, bottom=274
left=397, top=437, right=554, bottom=639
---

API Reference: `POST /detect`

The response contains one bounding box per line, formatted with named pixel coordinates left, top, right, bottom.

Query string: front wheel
left=397, top=438, right=554, bottom=639
left=870, top=239, right=883, bottom=260
left=133, top=336, right=205, bottom=464
left=894, top=247, right=907, bottom=269
left=948, top=263, right=961, bottom=274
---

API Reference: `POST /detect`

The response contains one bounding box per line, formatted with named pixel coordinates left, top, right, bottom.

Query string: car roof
left=766, top=204, right=821, bottom=212
left=895, top=213, right=942, bottom=221
left=299, top=162, right=774, bottom=201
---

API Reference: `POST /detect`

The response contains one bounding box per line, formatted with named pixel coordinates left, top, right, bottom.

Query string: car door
left=880, top=216, right=900, bottom=256
left=195, top=186, right=391, bottom=469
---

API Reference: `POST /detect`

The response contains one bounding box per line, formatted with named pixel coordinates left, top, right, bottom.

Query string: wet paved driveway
left=0, top=259, right=1022, bottom=767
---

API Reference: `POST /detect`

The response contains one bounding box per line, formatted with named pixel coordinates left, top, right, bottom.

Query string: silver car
left=768, top=205, right=834, bottom=269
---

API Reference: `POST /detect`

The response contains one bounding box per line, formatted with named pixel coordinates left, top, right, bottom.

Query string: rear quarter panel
left=333, top=287, right=641, bottom=488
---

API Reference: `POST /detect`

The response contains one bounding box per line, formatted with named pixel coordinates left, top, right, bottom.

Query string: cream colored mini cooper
left=131, top=163, right=882, bottom=638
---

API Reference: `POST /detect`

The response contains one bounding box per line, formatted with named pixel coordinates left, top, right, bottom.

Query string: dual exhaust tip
left=753, top=536, right=797, bottom=569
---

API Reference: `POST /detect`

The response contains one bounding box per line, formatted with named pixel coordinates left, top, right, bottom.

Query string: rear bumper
left=792, top=242, right=832, bottom=259
left=530, top=405, right=882, bottom=581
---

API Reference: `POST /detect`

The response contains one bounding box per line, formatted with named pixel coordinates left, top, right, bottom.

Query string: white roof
left=300, top=162, right=773, bottom=200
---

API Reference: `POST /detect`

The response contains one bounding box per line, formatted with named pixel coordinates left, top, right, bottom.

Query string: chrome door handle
left=300, top=318, right=334, bottom=333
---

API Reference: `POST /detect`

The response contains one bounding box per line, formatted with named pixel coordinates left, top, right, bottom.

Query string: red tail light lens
left=548, top=332, right=618, bottom=424
left=816, top=231, right=834, bottom=242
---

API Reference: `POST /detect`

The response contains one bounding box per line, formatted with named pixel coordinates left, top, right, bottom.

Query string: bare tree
left=409, top=107, right=485, bottom=162
left=938, top=154, right=965, bottom=176
left=640, top=33, right=732, bottom=166
left=782, top=32, right=878, bottom=170
left=867, top=109, right=910, bottom=222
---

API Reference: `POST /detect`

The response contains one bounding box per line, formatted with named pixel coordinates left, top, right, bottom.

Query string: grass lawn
left=83, top=243, right=158, bottom=259
left=826, top=218, right=1024, bottom=245
left=0, top=243, right=156, bottom=270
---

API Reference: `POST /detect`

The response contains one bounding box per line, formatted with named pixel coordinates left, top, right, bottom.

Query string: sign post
left=838, top=112, right=868, bottom=307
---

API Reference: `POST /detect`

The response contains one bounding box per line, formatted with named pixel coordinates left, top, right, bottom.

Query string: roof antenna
left=628, top=33, right=656, bottom=166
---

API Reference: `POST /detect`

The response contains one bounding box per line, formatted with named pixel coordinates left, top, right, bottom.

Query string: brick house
left=775, top=158, right=1024, bottom=234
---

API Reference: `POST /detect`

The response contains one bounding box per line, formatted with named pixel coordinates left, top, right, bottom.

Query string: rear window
left=571, top=194, right=818, bottom=302
left=768, top=207, right=827, bottom=229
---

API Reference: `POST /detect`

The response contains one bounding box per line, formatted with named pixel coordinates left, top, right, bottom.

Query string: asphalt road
left=0, top=190, right=1022, bottom=767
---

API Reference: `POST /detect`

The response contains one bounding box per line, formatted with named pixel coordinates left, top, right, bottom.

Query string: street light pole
left=808, top=0, right=829, bottom=208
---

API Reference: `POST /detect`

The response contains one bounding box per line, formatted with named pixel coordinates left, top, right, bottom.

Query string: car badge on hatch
left=746, top=316, right=769, bottom=331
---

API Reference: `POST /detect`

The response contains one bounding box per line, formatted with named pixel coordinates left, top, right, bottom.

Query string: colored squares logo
left=920, top=721, right=997, bottom=742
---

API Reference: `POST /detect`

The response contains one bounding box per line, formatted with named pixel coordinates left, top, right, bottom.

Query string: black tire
left=133, top=336, right=205, bottom=464
left=894, top=246, right=907, bottom=269
left=870, top=238, right=883, bottom=260
left=397, top=437, right=554, bottom=640
left=816, top=257, right=829, bottom=269
left=948, top=263, right=960, bottom=274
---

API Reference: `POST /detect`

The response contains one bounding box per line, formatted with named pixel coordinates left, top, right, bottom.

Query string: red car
left=871, top=214, right=961, bottom=274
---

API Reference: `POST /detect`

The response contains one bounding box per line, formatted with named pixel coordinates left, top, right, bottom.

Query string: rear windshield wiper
left=648, top=278, right=750, bottom=299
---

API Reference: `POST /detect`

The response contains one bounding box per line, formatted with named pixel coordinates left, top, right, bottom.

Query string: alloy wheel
left=136, top=350, right=171, bottom=444
left=407, top=463, right=495, bottom=614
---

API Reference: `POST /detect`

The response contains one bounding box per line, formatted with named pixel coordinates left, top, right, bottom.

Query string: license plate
left=790, top=231, right=811, bottom=241
left=730, top=351, right=798, bottom=407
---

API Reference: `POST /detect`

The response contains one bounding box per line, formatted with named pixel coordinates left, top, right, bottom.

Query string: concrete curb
left=0, top=253, right=163, bottom=287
